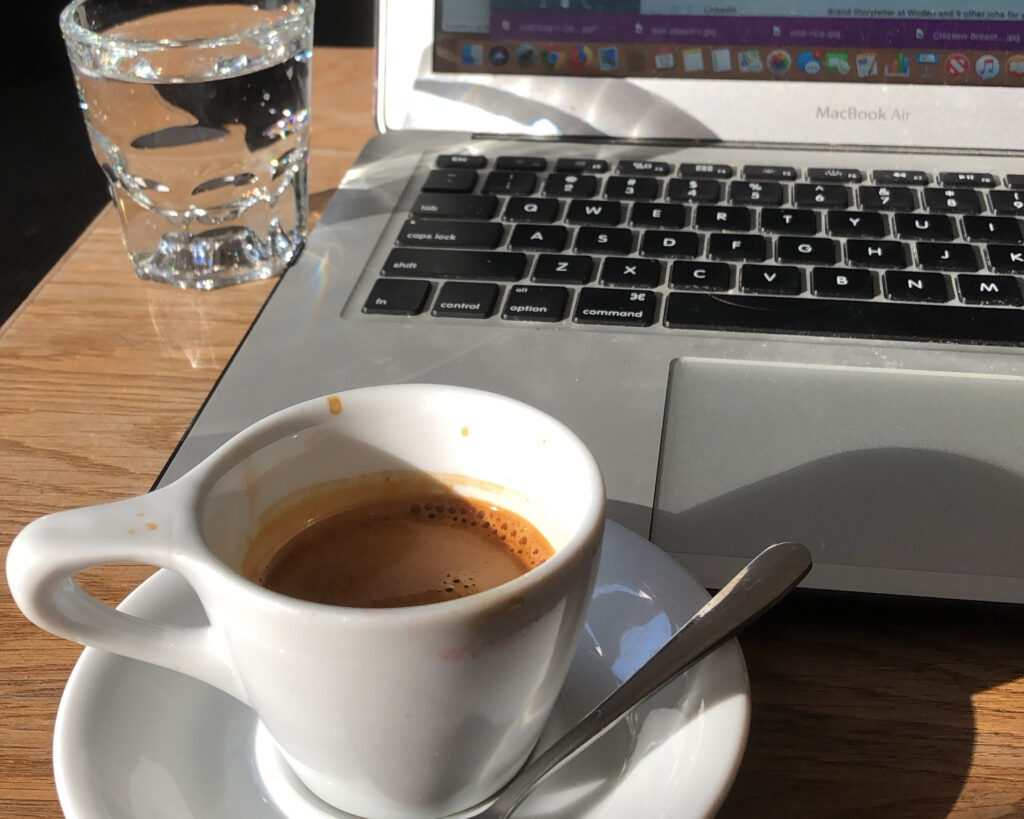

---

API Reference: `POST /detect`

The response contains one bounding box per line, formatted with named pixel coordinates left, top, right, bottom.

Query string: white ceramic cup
left=7, top=384, right=606, bottom=819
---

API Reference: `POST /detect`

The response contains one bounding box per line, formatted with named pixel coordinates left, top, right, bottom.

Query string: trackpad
left=652, top=358, right=1024, bottom=594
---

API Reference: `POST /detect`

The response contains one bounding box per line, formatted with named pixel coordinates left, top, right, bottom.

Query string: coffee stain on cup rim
left=327, top=395, right=342, bottom=415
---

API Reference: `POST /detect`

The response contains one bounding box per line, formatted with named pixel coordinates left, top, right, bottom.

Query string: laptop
left=159, top=1, right=1024, bottom=603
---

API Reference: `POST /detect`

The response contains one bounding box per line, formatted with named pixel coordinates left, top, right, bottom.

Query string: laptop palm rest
left=653, top=358, right=1024, bottom=600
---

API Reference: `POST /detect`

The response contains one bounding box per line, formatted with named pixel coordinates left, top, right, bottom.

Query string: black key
left=924, top=188, right=984, bottom=214
left=939, top=172, right=997, bottom=188
left=412, top=193, right=498, bottom=220
left=827, top=211, right=887, bottom=238
left=396, top=218, right=503, bottom=249
left=776, top=236, right=837, bottom=265
left=859, top=186, right=916, bottom=211
left=508, top=224, right=568, bottom=252
left=556, top=158, right=609, bottom=173
left=617, top=159, right=671, bottom=176
left=601, top=257, right=662, bottom=287
left=631, top=202, right=687, bottom=228
left=502, top=285, right=569, bottom=321
left=483, top=171, right=537, bottom=195
left=794, top=184, right=849, bottom=209
left=763, top=209, right=817, bottom=235
left=436, top=154, right=487, bottom=169
left=809, top=168, right=864, bottom=183
left=533, top=254, right=593, bottom=284
left=1007, top=175, right=1024, bottom=189
left=382, top=248, right=526, bottom=281
left=847, top=239, right=907, bottom=268
left=811, top=267, right=875, bottom=299
left=708, top=233, right=768, bottom=262
left=916, top=242, right=979, bottom=271
left=605, top=176, right=660, bottom=200
left=744, top=165, right=798, bottom=181
left=575, top=227, right=633, bottom=254
left=422, top=168, right=478, bottom=193
left=363, top=278, right=431, bottom=315
left=990, top=190, right=1024, bottom=214
left=958, top=275, right=1023, bottom=306
left=495, top=156, right=547, bottom=171
left=640, top=230, right=699, bottom=258
left=740, top=264, right=803, bottom=295
left=893, top=213, right=955, bottom=241
left=678, top=162, right=733, bottom=179
left=667, top=178, right=721, bottom=203
left=696, top=205, right=751, bottom=232
left=670, top=261, right=732, bottom=291
left=730, top=181, right=784, bottom=206
left=874, top=170, right=930, bottom=185
left=432, top=282, right=500, bottom=318
left=885, top=270, right=950, bottom=302
left=504, top=197, right=559, bottom=223
left=543, top=173, right=598, bottom=198
left=574, top=288, right=658, bottom=326
left=989, top=245, right=1024, bottom=273
left=566, top=199, right=622, bottom=225
left=962, top=216, right=1023, bottom=244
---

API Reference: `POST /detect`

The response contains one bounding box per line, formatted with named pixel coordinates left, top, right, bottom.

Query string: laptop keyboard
left=362, top=151, right=1024, bottom=345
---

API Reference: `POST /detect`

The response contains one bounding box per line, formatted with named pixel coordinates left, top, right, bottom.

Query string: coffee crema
left=247, top=480, right=555, bottom=608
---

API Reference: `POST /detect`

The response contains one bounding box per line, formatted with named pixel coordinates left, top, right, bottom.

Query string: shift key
left=382, top=248, right=527, bottom=281
left=396, top=218, right=503, bottom=249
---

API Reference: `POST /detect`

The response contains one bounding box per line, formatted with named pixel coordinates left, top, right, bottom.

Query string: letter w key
left=567, top=199, right=622, bottom=225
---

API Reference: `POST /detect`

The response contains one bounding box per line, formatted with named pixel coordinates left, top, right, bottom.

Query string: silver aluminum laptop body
left=160, top=1, right=1024, bottom=602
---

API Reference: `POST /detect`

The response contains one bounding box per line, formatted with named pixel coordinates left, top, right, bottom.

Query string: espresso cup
left=7, top=384, right=606, bottom=818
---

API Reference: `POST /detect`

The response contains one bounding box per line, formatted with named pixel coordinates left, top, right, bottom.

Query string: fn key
left=363, top=279, right=431, bottom=315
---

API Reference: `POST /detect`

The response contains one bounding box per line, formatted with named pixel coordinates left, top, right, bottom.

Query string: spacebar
left=664, top=293, right=1024, bottom=345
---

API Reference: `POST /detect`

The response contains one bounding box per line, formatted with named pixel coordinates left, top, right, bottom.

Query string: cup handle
left=6, top=492, right=250, bottom=705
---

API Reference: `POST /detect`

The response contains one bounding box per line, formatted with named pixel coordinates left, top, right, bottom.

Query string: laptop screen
left=434, top=1, right=1024, bottom=88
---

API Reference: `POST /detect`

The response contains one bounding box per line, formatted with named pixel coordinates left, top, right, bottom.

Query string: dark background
left=1, top=1, right=375, bottom=324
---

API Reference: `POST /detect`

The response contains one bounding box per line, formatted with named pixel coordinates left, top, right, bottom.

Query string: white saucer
left=53, top=521, right=750, bottom=819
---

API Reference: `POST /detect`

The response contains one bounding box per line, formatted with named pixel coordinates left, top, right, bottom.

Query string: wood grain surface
left=3, top=46, right=1024, bottom=819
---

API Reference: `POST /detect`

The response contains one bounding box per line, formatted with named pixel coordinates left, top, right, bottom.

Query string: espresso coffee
left=249, top=479, right=555, bottom=608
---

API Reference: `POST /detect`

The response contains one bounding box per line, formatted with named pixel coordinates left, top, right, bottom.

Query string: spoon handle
left=480, top=541, right=812, bottom=819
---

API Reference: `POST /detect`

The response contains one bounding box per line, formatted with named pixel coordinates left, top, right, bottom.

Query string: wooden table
left=2, top=46, right=1023, bottom=818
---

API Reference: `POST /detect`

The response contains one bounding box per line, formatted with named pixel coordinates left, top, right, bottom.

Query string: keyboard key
left=363, top=279, right=432, bottom=315
left=667, top=178, right=721, bottom=203
left=885, top=271, right=950, bottom=302
left=776, top=236, right=837, bottom=265
left=924, top=188, right=984, bottom=214
left=422, top=169, right=478, bottom=193
left=501, top=285, right=569, bottom=321
left=397, top=219, right=503, bottom=249
left=990, top=190, right=1024, bottom=214
left=763, top=209, right=818, bottom=235
left=605, top=176, right=660, bottom=200
left=859, top=186, right=916, bottom=211
left=601, top=257, right=662, bottom=287
left=847, top=239, right=908, bottom=268
left=794, top=183, right=849, bottom=209
left=566, top=199, right=622, bottom=225
left=543, top=173, right=598, bottom=197
left=483, top=171, right=537, bottom=195
left=808, top=168, right=864, bottom=183
left=678, top=162, right=733, bottom=178
left=508, top=224, right=568, bottom=252
left=436, top=154, right=487, bottom=169
left=958, top=275, right=1023, bottom=305
left=617, top=159, right=671, bottom=176
left=827, top=211, right=887, bottom=238
left=1006, top=175, right=1024, bottom=189
left=744, top=165, right=798, bottom=181
left=740, top=264, right=803, bottom=295
left=811, top=267, right=875, bottom=299
left=574, top=288, right=658, bottom=326
left=916, top=242, right=979, bottom=271
left=708, top=233, right=768, bottom=262
left=730, top=181, right=784, bottom=206
left=533, top=254, right=593, bottom=284
left=556, top=158, right=609, bottom=173
left=987, top=245, right=1024, bottom=273
left=640, top=230, right=699, bottom=258
left=495, top=156, right=547, bottom=171
left=874, top=170, right=929, bottom=186
left=696, top=205, right=752, bottom=232
left=382, top=249, right=526, bottom=281
left=432, top=282, right=500, bottom=318
left=575, top=227, right=633, bottom=254
left=962, top=216, right=1023, bottom=243
left=504, top=197, right=559, bottom=223
left=893, top=213, right=955, bottom=241
left=412, top=193, right=498, bottom=220
left=631, top=202, right=687, bottom=228
left=670, top=261, right=732, bottom=291
left=939, top=172, right=997, bottom=188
